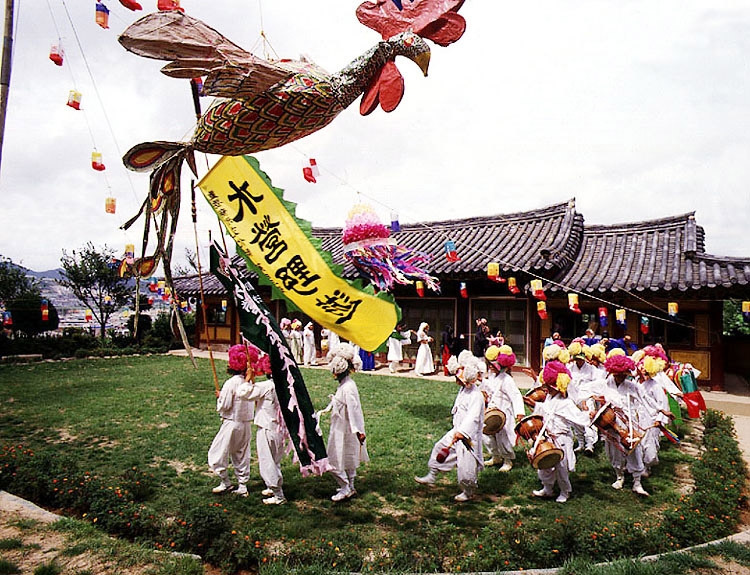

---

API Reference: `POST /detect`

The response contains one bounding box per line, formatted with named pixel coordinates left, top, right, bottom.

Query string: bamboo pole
left=0, top=0, right=15, bottom=176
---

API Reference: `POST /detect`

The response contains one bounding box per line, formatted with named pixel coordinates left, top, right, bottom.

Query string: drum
left=531, top=440, right=563, bottom=470
left=435, top=446, right=451, bottom=463
left=591, top=402, right=643, bottom=452
left=483, top=407, right=506, bottom=435
left=514, top=415, right=544, bottom=442
left=321, top=339, right=329, bottom=352
left=523, top=386, right=548, bottom=408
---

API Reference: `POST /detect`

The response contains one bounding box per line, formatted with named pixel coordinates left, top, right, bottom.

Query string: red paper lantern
left=568, top=293, right=581, bottom=314
left=416, top=280, right=425, bottom=297
left=459, top=281, right=467, bottom=298
left=49, top=44, right=64, bottom=66
left=508, top=276, right=520, bottom=294
left=530, top=279, right=546, bottom=301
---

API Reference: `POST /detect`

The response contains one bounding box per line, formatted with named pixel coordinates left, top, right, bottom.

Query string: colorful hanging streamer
left=615, top=308, right=626, bottom=327
left=568, top=293, right=581, bottom=313
left=445, top=240, right=459, bottom=262
left=598, top=306, right=608, bottom=327
left=530, top=279, right=546, bottom=300
left=508, top=276, right=520, bottom=294
left=537, top=301, right=548, bottom=320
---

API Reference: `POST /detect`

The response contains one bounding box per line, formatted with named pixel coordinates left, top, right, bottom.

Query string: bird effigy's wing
left=119, top=11, right=294, bottom=99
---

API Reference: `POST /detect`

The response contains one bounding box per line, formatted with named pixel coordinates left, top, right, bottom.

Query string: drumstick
left=627, top=395, right=634, bottom=445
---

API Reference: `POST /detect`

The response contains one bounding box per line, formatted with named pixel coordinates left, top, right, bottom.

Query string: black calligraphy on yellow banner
left=198, top=155, right=399, bottom=351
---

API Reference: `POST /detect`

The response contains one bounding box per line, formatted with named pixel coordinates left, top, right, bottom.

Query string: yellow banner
left=198, top=156, right=399, bottom=351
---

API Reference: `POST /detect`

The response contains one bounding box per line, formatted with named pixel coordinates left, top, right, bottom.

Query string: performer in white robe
left=237, top=375, right=286, bottom=504
left=482, top=345, right=524, bottom=471
left=588, top=343, right=608, bottom=380
left=280, top=318, right=293, bottom=350
left=531, top=360, right=590, bottom=503
left=289, top=319, right=303, bottom=364
left=415, top=364, right=485, bottom=502
left=567, top=341, right=599, bottom=453
left=208, top=345, right=255, bottom=496
left=387, top=323, right=413, bottom=373
left=597, top=354, right=652, bottom=496
left=414, top=322, right=434, bottom=376
left=325, top=344, right=368, bottom=502
left=302, top=322, right=317, bottom=366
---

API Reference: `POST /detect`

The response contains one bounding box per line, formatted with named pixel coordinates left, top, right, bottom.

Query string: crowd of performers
left=206, top=324, right=700, bottom=506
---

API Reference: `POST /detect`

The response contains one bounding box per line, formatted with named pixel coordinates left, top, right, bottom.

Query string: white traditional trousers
left=208, top=419, right=252, bottom=484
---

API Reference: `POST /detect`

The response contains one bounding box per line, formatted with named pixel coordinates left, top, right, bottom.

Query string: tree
left=7, top=293, right=59, bottom=335
left=127, top=294, right=153, bottom=342
left=173, top=248, right=199, bottom=277
left=58, top=243, right=131, bottom=341
left=724, top=300, right=750, bottom=336
left=0, top=255, right=39, bottom=302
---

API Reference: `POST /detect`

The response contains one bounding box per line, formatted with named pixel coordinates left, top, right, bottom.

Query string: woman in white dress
left=414, top=322, right=434, bottom=376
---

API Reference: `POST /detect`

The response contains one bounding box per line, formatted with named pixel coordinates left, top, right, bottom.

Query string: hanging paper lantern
left=221, top=299, right=228, bottom=311
left=444, top=240, right=459, bottom=262
left=668, top=302, right=679, bottom=317
left=147, top=296, right=154, bottom=305
left=303, top=158, right=319, bottom=183
left=67, top=90, right=82, bottom=110
left=743, top=301, right=750, bottom=324
left=416, top=280, right=425, bottom=297
left=125, top=244, right=135, bottom=265
left=95, top=2, right=110, bottom=29
left=148, top=278, right=157, bottom=292
left=157, top=0, right=184, bottom=12
left=49, top=44, right=64, bottom=66
left=163, top=286, right=171, bottom=302
left=487, top=262, right=500, bottom=282
left=598, top=307, right=608, bottom=327
left=508, top=276, right=520, bottom=294
left=180, top=300, right=190, bottom=313
left=390, top=212, right=400, bottom=233
left=105, top=197, right=116, bottom=214
left=640, top=316, right=650, bottom=335
left=123, top=310, right=130, bottom=318
left=118, top=0, right=143, bottom=11
left=342, top=204, right=439, bottom=293
left=3, top=311, right=12, bottom=326
left=537, top=301, right=548, bottom=320
left=85, top=309, right=93, bottom=322
left=91, top=151, right=106, bottom=171
left=568, top=293, right=581, bottom=314
left=104, top=295, right=113, bottom=306
left=530, top=279, right=546, bottom=300
left=616, top=309, right=626, bottom=327
left=157, top=280, right=165, bottom=296
left=41, top=299, right=49, bottom=321
left=460, top=282, right=468, bottom=298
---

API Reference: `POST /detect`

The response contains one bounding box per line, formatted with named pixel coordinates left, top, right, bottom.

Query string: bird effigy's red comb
left=356, top=0, right=466, bottom=47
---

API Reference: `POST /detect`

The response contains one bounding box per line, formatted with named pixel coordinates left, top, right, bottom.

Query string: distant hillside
left=27, top=268, right=64, bottom=280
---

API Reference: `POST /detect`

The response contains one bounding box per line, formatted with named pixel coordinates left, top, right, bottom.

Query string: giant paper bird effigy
left=117, top=0, right=466, bottom=280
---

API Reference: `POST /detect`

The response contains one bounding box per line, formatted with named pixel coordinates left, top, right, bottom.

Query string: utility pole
left=0, top=0, right=14, bottom=178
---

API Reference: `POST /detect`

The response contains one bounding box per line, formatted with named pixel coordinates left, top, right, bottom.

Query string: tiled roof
left=313, top=199, right=584, bottom=278
left=550, top=213, right=750, bottom=293
left=171, top=255, right=254, bottom=297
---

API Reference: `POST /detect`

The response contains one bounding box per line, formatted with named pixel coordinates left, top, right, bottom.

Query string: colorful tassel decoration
left=445, top=240, right=459, bottom=262
left=460, top=282, right=468, bottom=298
left=508, top=276, right=520, bottom=294
left=530, top=279, right=546, bottom=300
left=342, top=204, right=439, bottom=293
left=616, top=308, right=626, bottom=328
left=598, top=307, right=608, bottom=327
left=537, top=301, right=548, bottom=320
left=668, top=302, right=679, bottom=317
left=568, top=293, right=581, bottom=313
left=640, top=316, right=650, bottom=335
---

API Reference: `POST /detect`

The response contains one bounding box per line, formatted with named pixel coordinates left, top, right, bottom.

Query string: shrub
left=0, top=559, right=21, bottom=575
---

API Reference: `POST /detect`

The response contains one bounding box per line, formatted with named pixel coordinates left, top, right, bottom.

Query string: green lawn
left=0, top=356, right=698, bottom=572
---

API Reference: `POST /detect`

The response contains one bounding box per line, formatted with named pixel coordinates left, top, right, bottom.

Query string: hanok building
left=173, top=199, right=750, bottom=390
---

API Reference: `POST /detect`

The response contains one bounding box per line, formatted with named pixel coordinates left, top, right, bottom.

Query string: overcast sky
left=1, top=0, right=749, bottom=273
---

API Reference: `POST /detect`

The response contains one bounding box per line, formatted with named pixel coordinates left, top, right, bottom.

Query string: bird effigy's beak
left=415, top=51, right=430, bottom=77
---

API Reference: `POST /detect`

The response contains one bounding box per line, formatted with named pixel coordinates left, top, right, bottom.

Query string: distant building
left=173, top=199, right=750, bottom=390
